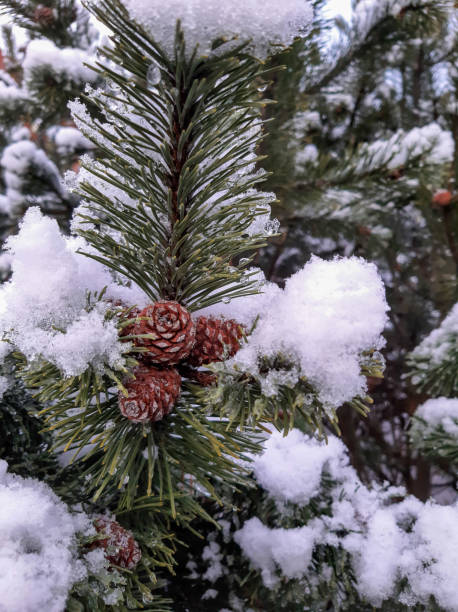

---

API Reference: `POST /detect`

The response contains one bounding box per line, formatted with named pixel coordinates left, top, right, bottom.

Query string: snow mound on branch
left=23, top=40, right=96, bottom=84
left=0, top=208, right=148, bottom=377
left=216, top=256, right=388, bottom=407
left=252, top=428, right=346, bottom=504
left=49, top=126, right=95, bottom=156
left=359, top=123, right=453, bottom=171
left=119, top=0, right=313, bottom=58
left=235, top=429, right=458, bottom=610
left=234, top=516, right=324, bottom=588
left=353, top=0, right=447, bottom=38
left=0, top=140, right=63, bottom=217
left=0, top=82, right=29, bottom=112
left=410, top=303, right=458, bottom=369
left=412, top=397, right=458, bottom=438
left=0, top=461, right=89, bottom=612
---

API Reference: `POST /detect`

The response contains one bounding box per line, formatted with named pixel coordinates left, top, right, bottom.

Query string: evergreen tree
left=0, top=0, right=99, bottom=249
left=0, top=0, right=100, bottom=501
left=259, top=0, right=457, bottom=499
left=0, top=1, right=457, bottom=611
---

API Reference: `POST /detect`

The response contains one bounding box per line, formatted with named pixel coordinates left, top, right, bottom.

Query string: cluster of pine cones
left=118, top=301, right=244, bottom=423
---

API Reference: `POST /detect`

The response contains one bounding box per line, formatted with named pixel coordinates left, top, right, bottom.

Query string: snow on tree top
left=117, top=0, right=313, bottom=58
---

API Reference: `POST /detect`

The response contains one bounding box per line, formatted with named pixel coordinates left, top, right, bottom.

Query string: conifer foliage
left=0, top=1, right=457, bottom=611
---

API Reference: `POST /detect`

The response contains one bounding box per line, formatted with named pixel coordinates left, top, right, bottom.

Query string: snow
left=234, top=517, right=323, bottom=587
left=0, top=208, right=149, bottom=377
left=295, top=143, right=319, bottom=167
left=358, top=123, right=454, bottom=172
left=208, top=256, right=388, bottom=408
left=202, top=541, right=225, bottom=582
left=251, top=428, right=345, bottom=504
left=412, top=398, right=458, bottom=438
left=352, top=507, right=404, bottom=604
left=0, top=461, right=89, bottom=612
left=405, top=503, right=458, bottom=612
left=0, top=82, right=28, bottom=115
left=49, top=126, right=95, bottom=156
left=118, top=0, right=314, bottom=58
left=23, top=40, right=96, bottom=85
left=234, top=429, right=458, bottom=609
left=409, top=303, right=458, bottom=373
left=0, top=375, right=10, bottom=400
left=353, top=0, right=444, bottom=39
left=0, top=140, right=63, bottom=217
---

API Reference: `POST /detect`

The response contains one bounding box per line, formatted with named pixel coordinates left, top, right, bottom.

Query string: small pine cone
left=124, top=301, right=195, bottom=365
left=119, top=365, right=181, bottom=423
left=93, top=517, right=141, bottom=569
left=188, top=317, right=244, bottom=367
left=33, top=5, right=55, bottom=26
left=432, top=190, right=453, bottom=207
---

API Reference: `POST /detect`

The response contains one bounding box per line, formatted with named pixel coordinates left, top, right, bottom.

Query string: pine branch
left=73, top=0, right=275, bottom=311
left=0, top=0, right=90, bottom=48
left=304, top=1, right=450, bottom=96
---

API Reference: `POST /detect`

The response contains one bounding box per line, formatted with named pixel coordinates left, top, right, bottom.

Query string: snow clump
left=118, top=0, right=313, bottom=58
left=0, top=461, right=89, bottom=612
left=0, top=208, right=149, bottom=378
left=235, top=429, right=458, bottom=610
left=206, top=256, right=388, bottom=409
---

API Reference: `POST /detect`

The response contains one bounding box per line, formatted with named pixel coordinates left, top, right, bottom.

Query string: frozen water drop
left=109, top=80, right=121, bottom=92
left=265, top=219, right=280, bottom=235
left=147, top=62, right=161, bottom=86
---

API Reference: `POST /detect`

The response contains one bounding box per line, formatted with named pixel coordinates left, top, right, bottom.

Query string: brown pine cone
left=93, top=517, right=141, bottom=569
left=119, top=365, right=181, bottom=423
left=33, top=5, right=55, bottom=26
left=188, top=317, right=244, bottom=367
left=124, top=301, right=195, bottom=365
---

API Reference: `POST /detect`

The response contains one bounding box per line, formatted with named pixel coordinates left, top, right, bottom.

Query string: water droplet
left=147, top=62, right=161, bottom=86
left=265, top=219, right=280, bottom=235
left=257, top=84, right=268, bottom=92
left=222, top=297, right=231, bottom=304
left=109, top=80, right=121, bottom=92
